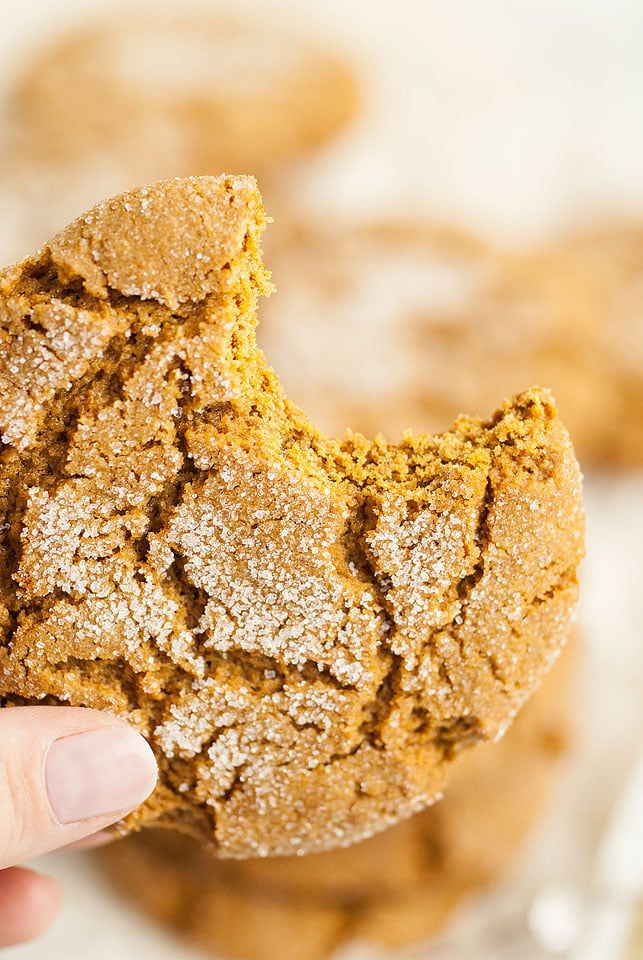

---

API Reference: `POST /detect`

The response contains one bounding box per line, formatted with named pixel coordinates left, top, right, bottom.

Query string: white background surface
left=1, top=2, right=643, bottom=959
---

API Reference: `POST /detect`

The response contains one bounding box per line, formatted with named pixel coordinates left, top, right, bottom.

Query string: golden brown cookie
left=0, top=13, right=358, bottom=261
left=0, top=175, right=584, bottom=857
left=259, top=221, right=614, bottom=464
left=100, top=645, right=575, bottom=960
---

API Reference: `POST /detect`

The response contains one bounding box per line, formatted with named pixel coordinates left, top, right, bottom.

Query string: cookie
left=544, top=224, right=643, bottom=465
left=0, top=13, right=358, bottom=262
left=258, top=221, right=608, bottom=463
left=100, top=645, right=575, bottom=960
left=213, top=634, right=577, bottom=899
left=0, top=175, right=584, bottom=857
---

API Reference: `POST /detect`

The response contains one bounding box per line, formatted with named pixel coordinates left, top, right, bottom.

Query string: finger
left=0, top=866, right=62, bottom=946
left=0, top=706, right=157, bottom=868
left=63, top=830, right=113, bottom=851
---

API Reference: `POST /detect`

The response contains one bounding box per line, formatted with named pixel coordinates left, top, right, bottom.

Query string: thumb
left=0, top=706, right=157, bottom=868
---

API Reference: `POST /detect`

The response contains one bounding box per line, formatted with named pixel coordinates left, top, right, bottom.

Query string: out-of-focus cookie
left=11, top=13, right=358, bottom=174
left=0, top=13, right=358, bottom=262
left=259, top=220, right=625, bottom=464
left=259, top=222, right=585, bottom=442
left=99, top=644, right=575, bottom=960
left=546, top=224, right=643, bottom=465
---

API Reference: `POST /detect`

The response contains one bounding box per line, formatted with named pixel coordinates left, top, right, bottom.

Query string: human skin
left=0, top=706, right=157, bottom=946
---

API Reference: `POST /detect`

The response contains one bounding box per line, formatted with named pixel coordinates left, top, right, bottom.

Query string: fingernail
left=45, top=727, right=158, bottom=824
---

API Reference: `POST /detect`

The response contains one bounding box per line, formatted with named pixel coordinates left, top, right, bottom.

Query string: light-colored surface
left=1, top=2, right=643, bottom=959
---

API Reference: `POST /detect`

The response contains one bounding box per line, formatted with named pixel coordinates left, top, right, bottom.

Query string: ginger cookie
left=0, top=175, right=584, bottom=857
left=0, top=13, right=358, bottom=261
left=100, top=644, right=575, bottom=960
left=259, top=221, right=608, bottom=462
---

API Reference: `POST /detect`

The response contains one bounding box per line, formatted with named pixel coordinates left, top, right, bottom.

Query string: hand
left=0, top=706, right=157, bottom=947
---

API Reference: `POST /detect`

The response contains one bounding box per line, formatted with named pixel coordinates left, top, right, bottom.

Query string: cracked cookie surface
left=0, top=175, right=584, bottom=857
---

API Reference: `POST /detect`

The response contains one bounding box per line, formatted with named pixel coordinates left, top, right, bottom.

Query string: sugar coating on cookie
left=0, top=175, right=584, bottom=857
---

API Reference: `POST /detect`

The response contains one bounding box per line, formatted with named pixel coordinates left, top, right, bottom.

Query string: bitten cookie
left=100, top=644, right=576, bottom=960
left=0, top=13, right=358, bottom=261
left=259, top=221, right=613, bottom=463
left=0, top=176, right=584, bottom=857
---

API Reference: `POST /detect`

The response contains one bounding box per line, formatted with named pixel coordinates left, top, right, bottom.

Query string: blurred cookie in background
left=547, top=224, right=643, bottom=466
left=0, top=11, right=358, bottom=262
left=260, top=219, right=642, bottom=466
left=100, top=641, right=576, bottom=960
